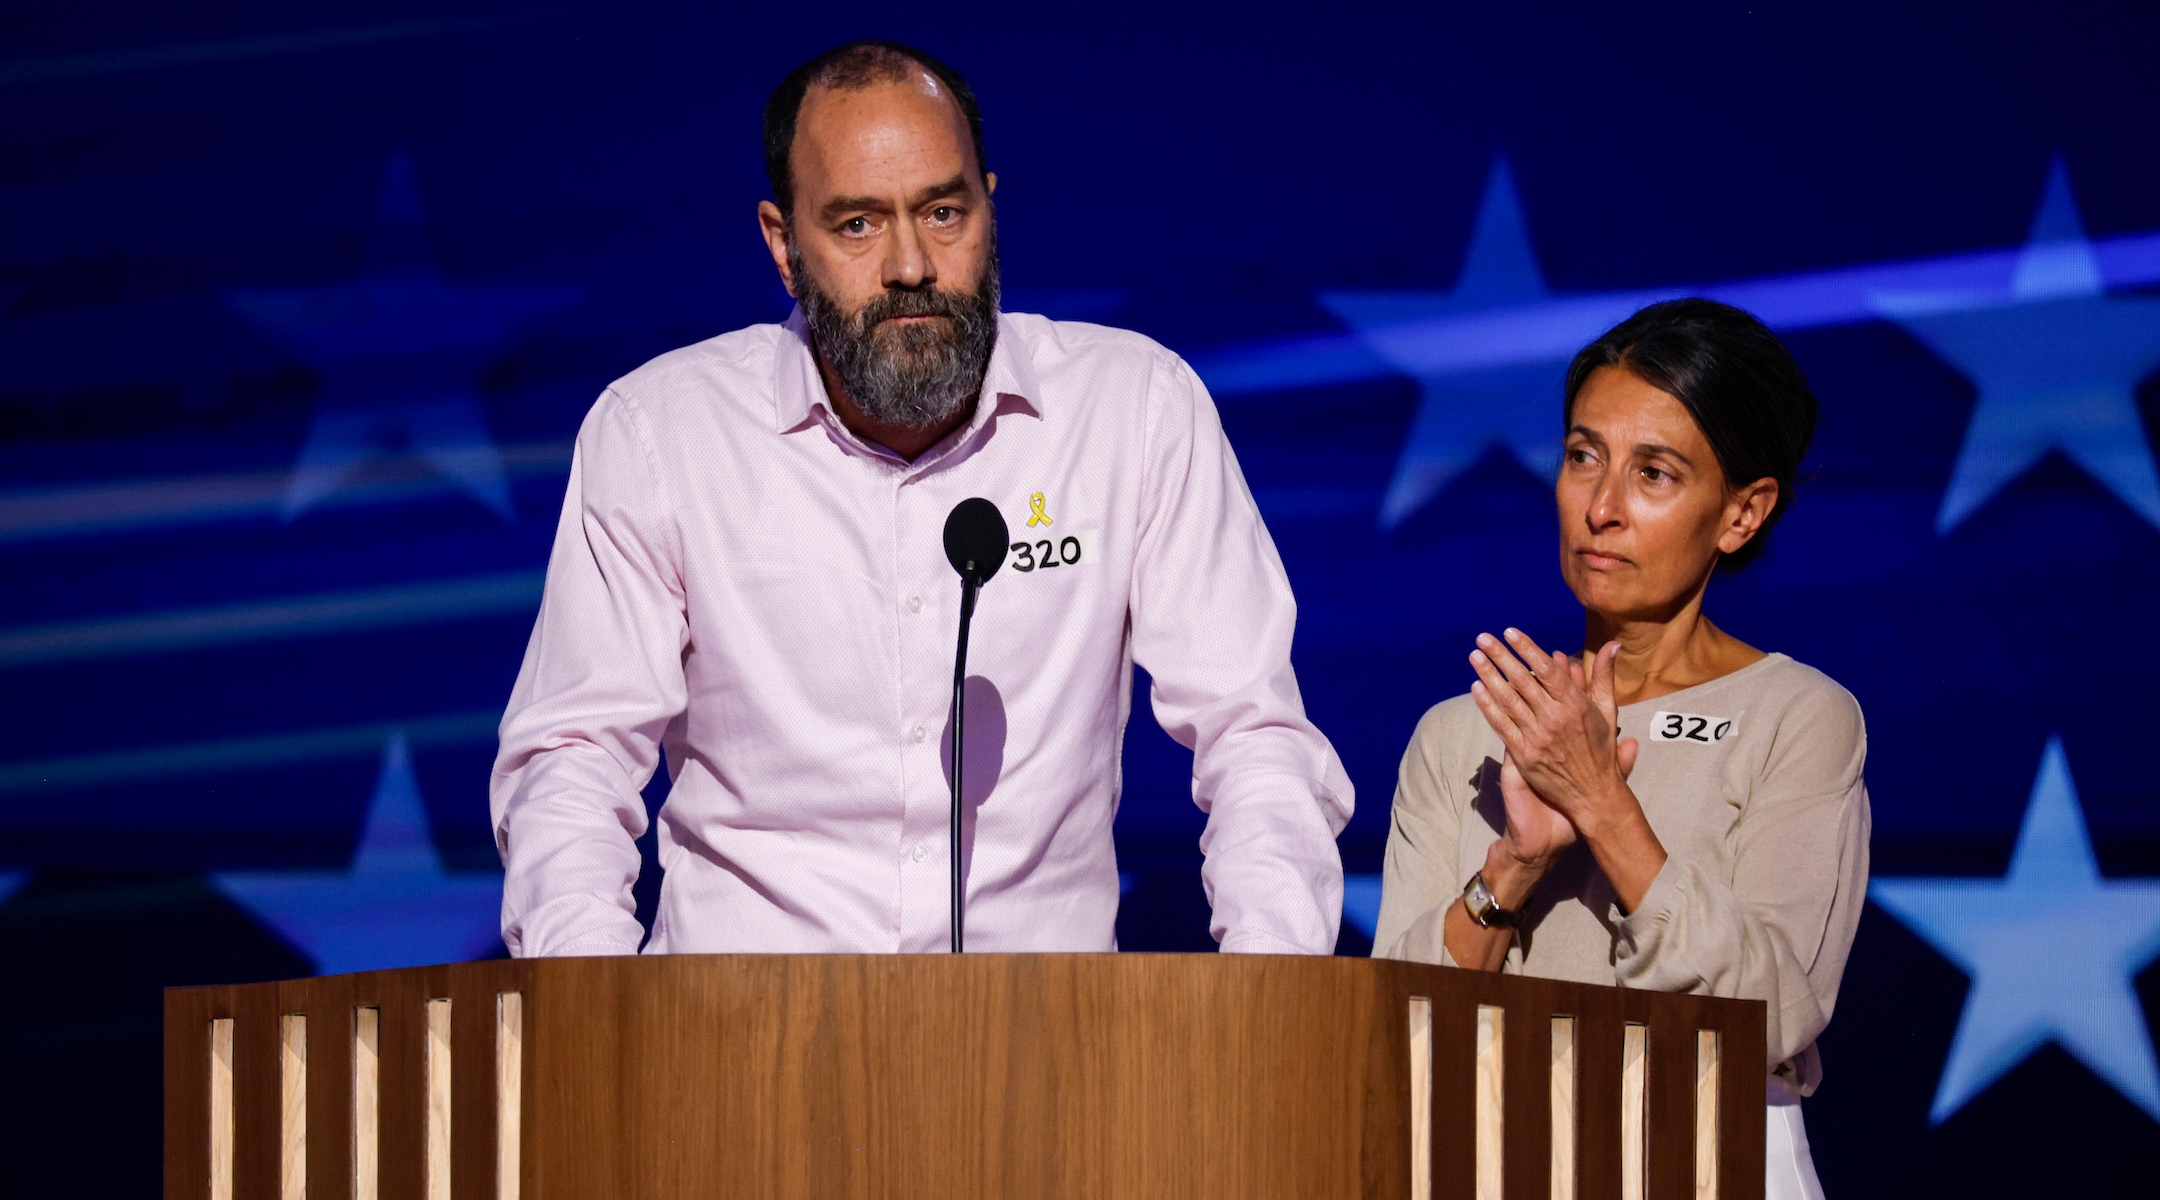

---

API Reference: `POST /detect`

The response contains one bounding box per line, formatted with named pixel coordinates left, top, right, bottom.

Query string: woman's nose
left=1585, top=476, right=1624, bottom=527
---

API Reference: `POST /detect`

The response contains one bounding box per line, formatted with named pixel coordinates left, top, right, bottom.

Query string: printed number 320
left=1009, top=537, right=1083, bottom=572
left=1650, top=710, right=1735, bottom=744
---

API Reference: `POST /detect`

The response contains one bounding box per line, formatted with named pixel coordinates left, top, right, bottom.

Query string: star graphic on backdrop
left=214, top=732, right=504, bottom=975
left=1871, top=737, right=2160, bottom=1124
left=1321, top=158, right=1566, bottom=529
left=1877, top=156, right=2160, bottom=534
left=227, top=152, right=582, bottom=521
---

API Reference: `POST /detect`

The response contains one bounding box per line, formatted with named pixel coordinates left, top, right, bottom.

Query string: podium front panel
left=166, top=954, right=1765, bottom=1199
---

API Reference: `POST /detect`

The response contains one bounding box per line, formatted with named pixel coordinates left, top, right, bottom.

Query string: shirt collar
left=772, top=307, right=825, bottom=434
left=979, top=312, right=1044, bottom=420
left=772, top=306, right=1044, bottom=436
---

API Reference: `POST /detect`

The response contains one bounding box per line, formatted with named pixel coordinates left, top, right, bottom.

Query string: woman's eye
left=1641, top=466, right=1669, bottom=483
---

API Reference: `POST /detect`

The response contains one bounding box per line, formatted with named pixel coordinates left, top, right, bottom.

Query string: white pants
left=1765, top=1093, right=1827, bottom=1200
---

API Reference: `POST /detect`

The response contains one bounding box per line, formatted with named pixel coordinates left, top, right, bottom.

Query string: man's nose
left=881, top=216, right=933, bottom=289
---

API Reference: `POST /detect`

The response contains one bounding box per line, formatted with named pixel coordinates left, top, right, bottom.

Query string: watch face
left=1465, top=875, right=1512, bottom=928
left=1465, top=876, right=1498, bottom=924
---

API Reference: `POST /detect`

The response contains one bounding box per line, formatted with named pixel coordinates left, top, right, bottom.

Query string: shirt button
left=911, top=725, right=927, bottom=743
left=912, top=843, right=928, bottom=863
left=908, top=595, right=923, bottom=613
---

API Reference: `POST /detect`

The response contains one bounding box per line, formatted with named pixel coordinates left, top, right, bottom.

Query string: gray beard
left=791, top=231, right=1000, bottom=431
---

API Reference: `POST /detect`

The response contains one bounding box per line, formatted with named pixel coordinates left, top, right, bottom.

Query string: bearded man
left=491, top=41, right=1352, bottom=957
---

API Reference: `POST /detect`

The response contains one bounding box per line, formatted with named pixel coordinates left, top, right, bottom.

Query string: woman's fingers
left=1504, top=630, right=1599, bottom=721
left=1470, top=652, right=1548, bottom=740
left=1500, top=628, right=1566, bottom=697
left=1468, top=649, right=1536, bottom=728
left=1502, top=625, right=1552, bottom=665
left=1587, top=640, right=1622, bottom=720
left=1475, top=632, right=1552, bottom=710
left=1469, top=679, right=1530, bottom=754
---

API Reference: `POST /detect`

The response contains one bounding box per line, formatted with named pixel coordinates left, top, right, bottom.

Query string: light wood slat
left=1621, top=1023, right=1648, bottom=1200
left=280, top=1014, right=307, bottom=1200
left=1474, top=1006, right=1503, bottom=1200
left=353, top=1007, right=379, bottom=1200
left=209, top=1017, right=235, bottom=1200
left=498, top=992, right=524, bottom=1200
left=1406, top=996, right=1432, bottom=1200
left=1695, top=1030, right=1721, bottom=1200
left=426, top=998, right=453, bottom=1200
left=1550, top=1017, right=1576, bottom=1200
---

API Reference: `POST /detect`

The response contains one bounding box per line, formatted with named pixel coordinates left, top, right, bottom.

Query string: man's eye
left=843, top=217, right=870, bottom=235
left=930, top=206, right=959, bottom=224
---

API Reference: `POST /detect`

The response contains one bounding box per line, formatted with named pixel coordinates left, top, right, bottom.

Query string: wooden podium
left=165, top=955, right=1765, bottom=1200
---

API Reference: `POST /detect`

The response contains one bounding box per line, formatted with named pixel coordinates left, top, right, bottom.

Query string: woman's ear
left=1717, top=477, right=1780, bottom=555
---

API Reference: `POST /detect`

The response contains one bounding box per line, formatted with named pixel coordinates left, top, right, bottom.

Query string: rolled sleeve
left=1129, top=355, right=1353, bottom=954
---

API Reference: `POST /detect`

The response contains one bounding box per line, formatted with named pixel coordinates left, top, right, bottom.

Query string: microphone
left=941, top=498, right=1009, bottom=953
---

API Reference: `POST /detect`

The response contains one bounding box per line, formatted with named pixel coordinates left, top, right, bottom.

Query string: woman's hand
left=1468, top=628, right=1665, bottom=914
left=1468, top=629, right=1640, bottom=838
left=1495, top=751, right=1575, bottom=870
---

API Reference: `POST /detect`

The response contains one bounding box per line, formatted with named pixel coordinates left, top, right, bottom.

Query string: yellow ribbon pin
left=1026, top=492, right=1054, bottom=527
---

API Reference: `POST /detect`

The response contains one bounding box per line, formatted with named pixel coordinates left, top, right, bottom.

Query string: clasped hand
left=1468, top=629, right=1641, bottom=869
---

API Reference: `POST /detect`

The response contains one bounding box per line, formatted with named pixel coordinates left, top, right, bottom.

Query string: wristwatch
left=1462, top=872, right=1525, bottom=929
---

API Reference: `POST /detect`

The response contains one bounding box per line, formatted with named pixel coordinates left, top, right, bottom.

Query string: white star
left=214, top=732, right=505, bottom=975
left=1322, top=158, right=1577, bottom=529
left=227, top=152, right=581, bottom=521
left=1871, top=737, right=2160, bottom=1124
left=1878, top=157, right=2160, bottom=533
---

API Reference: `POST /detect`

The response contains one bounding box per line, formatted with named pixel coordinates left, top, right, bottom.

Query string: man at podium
left=489, top=42, right=1353, bottom=959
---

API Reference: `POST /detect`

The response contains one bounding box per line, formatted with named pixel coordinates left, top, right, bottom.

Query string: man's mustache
left=857, top=286, right=976, bottom=330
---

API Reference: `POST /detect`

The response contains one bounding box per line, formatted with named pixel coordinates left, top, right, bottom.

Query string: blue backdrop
left=5, top=2, right=2159, bottom=1192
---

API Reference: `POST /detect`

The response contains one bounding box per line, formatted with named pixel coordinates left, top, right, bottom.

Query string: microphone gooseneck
left=940, top=498, right=1009, bottom=953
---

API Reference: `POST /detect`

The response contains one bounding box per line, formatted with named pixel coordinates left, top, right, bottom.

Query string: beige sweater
left=1372, top=653, right=1870, bottom=1096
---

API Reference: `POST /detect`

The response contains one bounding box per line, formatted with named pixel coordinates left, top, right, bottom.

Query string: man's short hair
left=763, top=41, right=987, bottom=218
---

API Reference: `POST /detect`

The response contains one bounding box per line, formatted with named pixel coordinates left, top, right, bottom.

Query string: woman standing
left=1373, top=298, right=1868, bottom=1200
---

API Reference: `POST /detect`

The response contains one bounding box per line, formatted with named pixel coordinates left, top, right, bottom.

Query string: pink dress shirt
left=491, top=310, right=1353, bottom=956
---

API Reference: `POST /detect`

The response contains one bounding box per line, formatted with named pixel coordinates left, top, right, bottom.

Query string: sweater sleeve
left=1373, top=701, right=1476, bottom=966
left=1610, top=677, right=1872, bottom=1091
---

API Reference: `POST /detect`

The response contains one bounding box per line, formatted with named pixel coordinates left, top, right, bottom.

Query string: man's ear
left=1718, top=477, right=1780, bottom=555
left=984, top=171, right=997, bottom=199
left=757, top=200, right=796, bottom=297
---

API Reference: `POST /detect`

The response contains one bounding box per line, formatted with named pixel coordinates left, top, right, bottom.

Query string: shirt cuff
left=1610, top=857, right=1685, bottom=964
left=1218, top=930, right=1324, bottom=955
left=534, top=936, right=642, bottom=958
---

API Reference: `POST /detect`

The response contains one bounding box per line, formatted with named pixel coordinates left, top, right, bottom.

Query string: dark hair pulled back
left=1563, top=298, right=1819, bottom=572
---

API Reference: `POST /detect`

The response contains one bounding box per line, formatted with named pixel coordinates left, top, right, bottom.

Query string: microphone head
left=943, top=497, right=1010, bottom=584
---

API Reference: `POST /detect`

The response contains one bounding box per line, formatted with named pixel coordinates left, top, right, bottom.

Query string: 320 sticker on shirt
left=1007, top=529, right=1095, bottom=574
left=1648, top=710, right=1740, bottom=744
